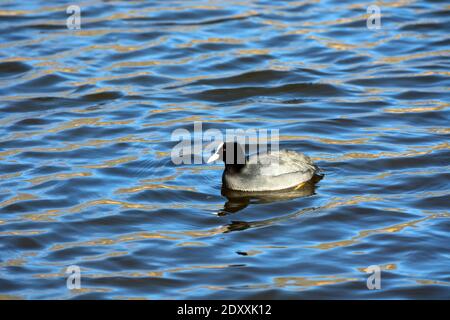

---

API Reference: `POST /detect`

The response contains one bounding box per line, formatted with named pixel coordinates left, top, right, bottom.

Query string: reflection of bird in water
left=219, top=176, right=322, bottom=216
left=219, top=189, right=323, bottom=233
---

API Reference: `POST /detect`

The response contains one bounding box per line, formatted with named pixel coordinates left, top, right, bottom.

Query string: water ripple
left=0, top=0, right=448, bottom=299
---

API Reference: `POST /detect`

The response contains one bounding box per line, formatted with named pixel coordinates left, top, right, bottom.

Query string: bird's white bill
left=206, top=142, right=223, bottom=164
left=206, top=152, right=220, bottom=163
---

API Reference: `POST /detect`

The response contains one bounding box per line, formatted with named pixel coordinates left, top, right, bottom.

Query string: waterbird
left=207, top=141, right=322, bottom=192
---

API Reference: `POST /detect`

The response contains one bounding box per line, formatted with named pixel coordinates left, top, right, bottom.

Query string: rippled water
left=0, top=0, right=449, bottom=299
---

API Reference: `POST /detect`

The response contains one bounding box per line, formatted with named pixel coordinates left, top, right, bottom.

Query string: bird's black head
left=208, top=141, right=246, bottom=173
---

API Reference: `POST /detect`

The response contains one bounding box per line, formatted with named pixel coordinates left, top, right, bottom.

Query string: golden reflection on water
left=330, top=166, right=449, bottom=184
left=70, top=70, right=156, bottom=86
left=236, top=48, right=270, bottom=55
left=141, top=173, right=181, bottom=183
left=67, top=199, right=160, bottom=214
left=314, top=141, right=450, bottom=162
left=428, top=127, right=450, bottom=134
left=27, top=172, right=91, bottom=185
left=385, top=105, right=447, bottom=114
left=358, top=263, right=397, bottom=273
left=1, top=258, right=26, bottom=267
left=176, top=241, right=208, bottom=247
left=0, top=295, right=23, bottom=300
left=67, top=287, right=112, bottom=295
left=115, top=183, right=196, bottom=194
left=0, top=135, right=152, bottom=159
left=416, top=279, right=450, bottom=287
left=50, top=231, right=182, bottom=251
left=0, top=193, right=38, bottom=207
left=274, top=275, right=357, bottom=288
left=308, top=213, right=450, bottom=250
left=178, top=37, right=243, bottom=48
left=6, top=117, right=135, bottom=139
left=81, top=251, right=128, bottom=261
left=377, top=49, right=450, bottom=64
left=181, top=274, right=359, bottom=293
left=9, top=194, right=221, bottom=224
left=82, top=156, right=138, bottom=169
left=34, top=263, right=238, bottom=281
left=280, top=135, right=370, bottom=145
left=0, top=172, right=21, bottom=180
left=0, top=230, right=45, bottom=236
left=21, top=210, right=60, bottom=222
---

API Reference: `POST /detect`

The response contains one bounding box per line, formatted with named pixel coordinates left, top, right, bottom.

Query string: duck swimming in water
left=207, top=141, right=322, bottom=192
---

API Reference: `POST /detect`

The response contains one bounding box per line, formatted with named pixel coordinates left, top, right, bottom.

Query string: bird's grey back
left=223, top=150, right=318, bottom=191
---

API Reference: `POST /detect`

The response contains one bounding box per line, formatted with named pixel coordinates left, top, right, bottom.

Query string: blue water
left=0, top=0, right=449, bottom=299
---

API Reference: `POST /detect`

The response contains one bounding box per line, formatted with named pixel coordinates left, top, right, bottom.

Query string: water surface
left=0, top=0, right=449, bottom=299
